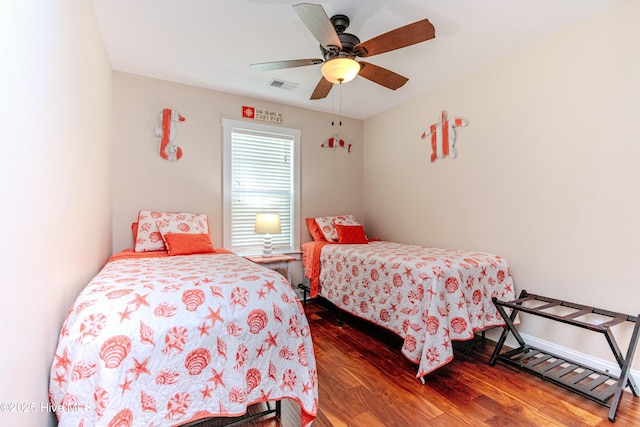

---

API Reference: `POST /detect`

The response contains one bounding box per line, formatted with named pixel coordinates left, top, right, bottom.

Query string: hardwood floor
left=194, top=297, right=640, bottom=426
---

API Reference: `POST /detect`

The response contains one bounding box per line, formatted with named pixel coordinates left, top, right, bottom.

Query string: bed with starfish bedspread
left=49, top=250, right=318, bottom=427
left=302, top=239, right=515, bottom=380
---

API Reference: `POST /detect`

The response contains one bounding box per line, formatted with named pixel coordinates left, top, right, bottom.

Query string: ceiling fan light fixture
left=321, top=57, right=360, bottom=84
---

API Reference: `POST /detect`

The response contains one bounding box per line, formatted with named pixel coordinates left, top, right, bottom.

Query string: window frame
left=222, top=118, right=301, bottom=256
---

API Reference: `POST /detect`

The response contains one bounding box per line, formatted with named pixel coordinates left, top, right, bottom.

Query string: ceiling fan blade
left=358, top=61, right=408, bottom=90
left=250, top=58, right=323, bottom=71
left=292, top=3, right=342, bottom=50
left=354, top=19, right=435, bottom=57
left=310, top=76, right=333, bottom=100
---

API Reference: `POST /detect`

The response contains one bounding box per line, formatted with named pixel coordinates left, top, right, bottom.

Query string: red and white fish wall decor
left=421, top=110, right=468, bottom=162
left=155, top=108, right=186, bottom=161
left=321, top=134, right=351, bottom=153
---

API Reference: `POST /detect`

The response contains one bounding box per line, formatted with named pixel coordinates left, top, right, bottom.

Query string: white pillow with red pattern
left=314, top=214, right=360, bottom=242
left=134, top=210, right=209, bottom=252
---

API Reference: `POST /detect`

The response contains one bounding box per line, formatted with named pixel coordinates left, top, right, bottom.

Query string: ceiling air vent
left=268, top=78, right=298, bottom=91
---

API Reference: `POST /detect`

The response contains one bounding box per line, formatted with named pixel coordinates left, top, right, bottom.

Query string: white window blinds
left=222, top=119, right=300, bottom=255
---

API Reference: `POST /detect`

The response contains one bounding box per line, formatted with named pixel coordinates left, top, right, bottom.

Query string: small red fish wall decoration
left=155, top=108, right=186, bottom=161
left=421, top=110, right=468, bottom=162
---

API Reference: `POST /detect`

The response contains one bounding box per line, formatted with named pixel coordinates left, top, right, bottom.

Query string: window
left=222, top=118, right=301, bottom=255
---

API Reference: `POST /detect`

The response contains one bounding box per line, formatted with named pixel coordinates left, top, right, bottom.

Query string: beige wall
left=0, top=2, right=113, bottom=426
left=112, top=72, right=364, bottom=283
left=363, top=1, right=640, bottom=368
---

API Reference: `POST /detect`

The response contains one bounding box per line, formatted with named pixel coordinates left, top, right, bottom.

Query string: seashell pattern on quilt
left=315, top=240, right=515, bottom=378
left=50, top=253, right=318, bottom=427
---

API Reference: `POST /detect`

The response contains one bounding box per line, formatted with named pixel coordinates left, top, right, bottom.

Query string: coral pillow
left=131, top=222, right=138, bottom=243
left=336, top=224, right=368, bottom=244
left=163, top=233, right=216, bottom=256
left=305, top=218, right=327, bottom=242
left=134, top=210, right=209, bottom=252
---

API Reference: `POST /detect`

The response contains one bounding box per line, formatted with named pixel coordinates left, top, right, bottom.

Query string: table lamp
left=254, top=213, right=281, bottom=257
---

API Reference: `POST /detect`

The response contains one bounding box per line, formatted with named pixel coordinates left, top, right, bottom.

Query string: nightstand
left=244, top=254, right=295, bottom=286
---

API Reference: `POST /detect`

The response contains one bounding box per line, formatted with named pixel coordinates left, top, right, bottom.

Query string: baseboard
left=512, top=332, right=640, bottom=390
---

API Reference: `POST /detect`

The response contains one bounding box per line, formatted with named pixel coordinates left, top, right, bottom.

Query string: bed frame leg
left=298, top=283, right=310, bottom=305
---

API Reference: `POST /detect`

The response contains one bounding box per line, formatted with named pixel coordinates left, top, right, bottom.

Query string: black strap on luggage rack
left=490, top=290, right=639, bottom=423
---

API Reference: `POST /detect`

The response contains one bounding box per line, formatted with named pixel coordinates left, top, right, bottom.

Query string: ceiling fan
left=250, top=3, right=436, bottom=100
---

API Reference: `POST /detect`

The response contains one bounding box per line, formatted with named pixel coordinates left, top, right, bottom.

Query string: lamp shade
left=254, top=213, right=281, bottom=234
left=321, top=58, right=360, bottom=84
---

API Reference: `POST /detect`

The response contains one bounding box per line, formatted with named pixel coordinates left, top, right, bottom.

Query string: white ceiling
left=92, top=0, right=624, bottom=120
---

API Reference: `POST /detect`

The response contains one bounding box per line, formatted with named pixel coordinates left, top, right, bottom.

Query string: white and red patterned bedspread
left=49, top=253, right=318, bottom=426
left=315, top=241, right=515, bottom=378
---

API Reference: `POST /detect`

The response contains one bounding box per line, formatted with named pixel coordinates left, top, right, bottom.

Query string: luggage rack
left=490, top=290, right=639, bottom=423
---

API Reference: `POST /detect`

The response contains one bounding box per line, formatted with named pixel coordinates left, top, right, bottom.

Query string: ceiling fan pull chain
left=331, top=87, right=335, bottom=126
left=339, top=81, right=343, bottom=126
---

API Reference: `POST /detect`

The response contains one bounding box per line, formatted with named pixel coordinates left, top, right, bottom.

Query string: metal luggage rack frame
left=490, top=290, right=639, bottom=423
